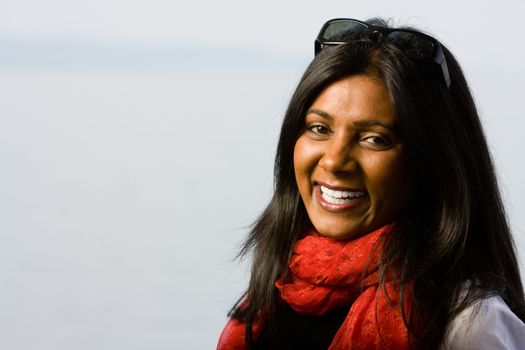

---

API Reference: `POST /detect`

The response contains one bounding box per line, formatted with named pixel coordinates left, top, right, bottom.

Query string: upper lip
left=315, top=181, right=365, bottom=192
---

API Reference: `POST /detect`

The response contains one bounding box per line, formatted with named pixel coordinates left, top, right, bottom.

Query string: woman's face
left=293, top=74, right=414, bottom=240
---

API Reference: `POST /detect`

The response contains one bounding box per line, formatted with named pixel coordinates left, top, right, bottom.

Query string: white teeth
left=320, top=185, right=365, bottom=204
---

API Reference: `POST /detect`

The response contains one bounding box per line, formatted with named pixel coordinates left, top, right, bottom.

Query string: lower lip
left=315, top=186, right=366, bottom=213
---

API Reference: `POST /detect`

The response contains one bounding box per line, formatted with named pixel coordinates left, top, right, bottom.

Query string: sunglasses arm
left=434, top=47, right=451, bottom=89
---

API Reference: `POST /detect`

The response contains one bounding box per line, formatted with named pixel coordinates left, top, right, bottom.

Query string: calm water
left=0, top=67, right=298, bottom=349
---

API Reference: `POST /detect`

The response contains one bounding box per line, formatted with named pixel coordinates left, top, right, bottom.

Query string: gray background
left=1, top=0, right=524, bottom=349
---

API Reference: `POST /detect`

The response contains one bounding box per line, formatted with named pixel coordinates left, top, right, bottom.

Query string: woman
left=217, top=18, right=525, bottom=349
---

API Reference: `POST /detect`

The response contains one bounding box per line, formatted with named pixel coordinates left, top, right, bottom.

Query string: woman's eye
left=360, top=135, right=394, bottom=149
left=306, top=124, right=331, bottom=136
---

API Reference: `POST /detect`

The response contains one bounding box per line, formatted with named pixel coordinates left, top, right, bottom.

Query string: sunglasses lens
left=386, top=31, right=435, bottom=59
left=321, top=20, right=369, bottom=42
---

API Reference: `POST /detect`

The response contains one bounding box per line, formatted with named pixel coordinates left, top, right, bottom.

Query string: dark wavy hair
left=229, top=19, right=525, bottom=348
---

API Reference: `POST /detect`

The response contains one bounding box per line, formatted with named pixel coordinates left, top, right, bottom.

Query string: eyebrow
left=306, top=108, right=397, bottom=132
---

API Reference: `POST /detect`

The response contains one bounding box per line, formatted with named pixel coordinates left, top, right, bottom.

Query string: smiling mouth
left=320, top=185, right=365, bottom=204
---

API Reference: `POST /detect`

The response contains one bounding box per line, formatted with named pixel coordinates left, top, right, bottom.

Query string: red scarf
left=217, top=225, right=411, bottom=349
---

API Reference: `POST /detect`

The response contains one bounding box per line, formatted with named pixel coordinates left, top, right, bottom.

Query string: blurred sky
left=1, top=0, right=524, bottom=349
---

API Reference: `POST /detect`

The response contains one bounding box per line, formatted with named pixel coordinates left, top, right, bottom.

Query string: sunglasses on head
left=315, top=18, right=451, bottom=89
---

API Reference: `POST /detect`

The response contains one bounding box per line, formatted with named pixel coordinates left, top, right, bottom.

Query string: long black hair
left=230, top=19, right=525, bottom=348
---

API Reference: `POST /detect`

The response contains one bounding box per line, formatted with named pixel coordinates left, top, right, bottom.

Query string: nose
left=318, top=137, right=356, bottom=174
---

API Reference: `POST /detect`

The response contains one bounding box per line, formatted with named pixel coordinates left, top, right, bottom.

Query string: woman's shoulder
left=442, top=294, right=525, bottom=349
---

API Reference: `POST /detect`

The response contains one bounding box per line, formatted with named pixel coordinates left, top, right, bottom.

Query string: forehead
left=309, top=74, right=396, bottom=125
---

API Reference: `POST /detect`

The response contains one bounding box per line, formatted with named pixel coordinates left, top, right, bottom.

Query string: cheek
left=293, top=137, right=321, bottom=195
left=365, top=154, right=413, bottom=203
left=293, top=140, right=306, bottom=192
left=293, top=137, right=315, bottom=178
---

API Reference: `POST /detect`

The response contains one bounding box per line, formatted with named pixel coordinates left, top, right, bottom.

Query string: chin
left=314, top=225, right=368, bottom=241
left=313, top=217, right=391, bottom=240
